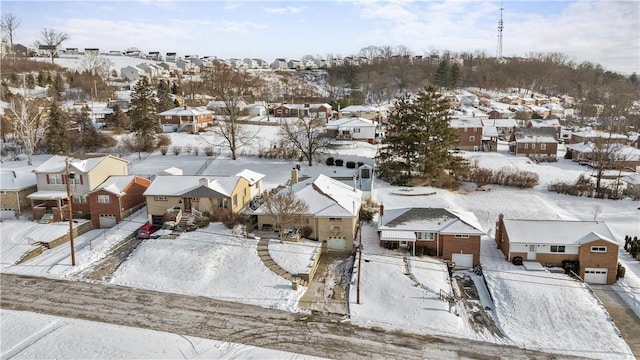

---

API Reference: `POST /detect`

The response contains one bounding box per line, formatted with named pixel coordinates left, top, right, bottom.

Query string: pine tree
left=377, top=86, right=465, bottom=186
left=449, top=63, right=461, bottom=89
left=433, top=60, right=450, bottom=88
left=75, top=105, right=100, bottom=152
left=129, top=76, right=160, bottom=152
left=45, top=100, right=71, bottom=154
left=108, top=104, right=131, bottom=133
left=156, top=79, right=174, bottom=112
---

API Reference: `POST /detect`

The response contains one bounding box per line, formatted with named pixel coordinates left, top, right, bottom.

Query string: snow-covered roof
left=27, top=190, right=68, bottom=200
left=159, top=167, right=183, bottom=176
left=482, top=126, right=499, bottom=137
left=571, top=129, right=628, bottom=140
left=235, top=169, right=265, bottom=185
left=482, top=118, right=518, bottom=128
left=512, top=127, right=557, bottom=143
left=378, top=208, right=485, bottom=235
left=621, top=173, right=640, bottom=185
left=33, top=155, right=127, bottom=174
left=529, top=119, right=560, bottom=127
left=502, top=219, right=617, bottom=246
left=0, top=170, right=37, bottom=191
left=144, top=175, right=240, bottom=197
left=449, top=117, right=483, bottom=128
left=326, top=117, right=375, bottom=130
left=90, top=175, right=137, bottom=196
left=158, top=106, right=212, bottom=117
left=541, top=103, right=564, bottom=111
left=255, top=174, right=362, bottom=217
left=566, top=142, right=640, bottom=160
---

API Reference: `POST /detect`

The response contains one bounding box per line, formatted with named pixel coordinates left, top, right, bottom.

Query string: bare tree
left=80, top=53, right=113, bottom=80
left=201, top=64, right=257, bottom=160
left=6, top=96, right=46, bottom=165
left=280, top=116, right=331, bottom=166
left=261, top=188, right=309, bottom=243
left=1, top=13, right=20, bottom=49
left=35, top=28, right=69, bottom=64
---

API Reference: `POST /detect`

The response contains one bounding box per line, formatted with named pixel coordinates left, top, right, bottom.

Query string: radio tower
left=496, top=4, right=504, bottom=61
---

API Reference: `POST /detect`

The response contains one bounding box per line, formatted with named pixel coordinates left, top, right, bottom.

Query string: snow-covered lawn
left=268, top=239, right=321, bottom=276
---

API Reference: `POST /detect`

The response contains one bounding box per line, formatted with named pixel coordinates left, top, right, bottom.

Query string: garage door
left=99, top=214, right=117, bottom=228
left=452, top=253, right=474, bottom=269
left=327, top=237, right=348, bottom=252
left=584, top=268, right=608, bottom=284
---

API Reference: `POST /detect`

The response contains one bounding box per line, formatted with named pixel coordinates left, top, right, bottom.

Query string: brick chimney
left=379, top=203, right=384, bottom=217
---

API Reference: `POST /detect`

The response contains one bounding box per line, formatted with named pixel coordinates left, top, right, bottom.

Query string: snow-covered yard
left=1, top=134, right=638, bottom=359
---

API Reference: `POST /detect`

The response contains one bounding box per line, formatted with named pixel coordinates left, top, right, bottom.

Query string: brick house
left=27, top=155, right=129, bottom=223
left=253, top=172, right=362, bottom=252
left=272, top=104, right=311, bottom=118
left=378, top=207, right=485, bottom=268
left=450, top=117, right=483, bottom=151
left=0, top=170, right=37, bottom=216
left=495, top=215, right=619, bottom=284
left=87, top=175, right=151, bottom=228
left=158, top=106, right=214, bottom=133
left=508, top=127, right=558, bottom=159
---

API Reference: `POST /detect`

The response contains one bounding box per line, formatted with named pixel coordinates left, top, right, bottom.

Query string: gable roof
left=144, top=175, right=240, bottom=197
left=449, top=117, right=483, bottom=128
left=511, top=127, right=557, bottom=143
left=34, top=155, right=128, bottom=174
left=501, top=219, right=617, bottom=246
left=235, top=169, right=265, bottom=185
left=378, top=207, right=485, bottom=235
left=158, top=106, right=212, bottom=117
left=326, top=117, right=375, bottom=130
left=0, top=170, right=37, bottom=191
left=89, top=175, right=138, bottom=196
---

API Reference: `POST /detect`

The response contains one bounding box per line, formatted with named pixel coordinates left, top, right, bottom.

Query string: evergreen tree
left=170, top=81, right=180, bottom=95
left=433, top=60, right=450, bottom=88
left=25, top=73, right=35, bottom=89
left=74, top=106, right=100, bottom=152
left=129, top=76, right=160, bottom=152
left=108, top=104, right=131, bottom=133
left=37, top=71, right=47, bottom=87
left=449, top=63, right=461, bottom=89
left=45, top=100, right=71, bottom=154
left=156, top=79, right=174, bottom=112
left=377, top=86, right=465, bottom=186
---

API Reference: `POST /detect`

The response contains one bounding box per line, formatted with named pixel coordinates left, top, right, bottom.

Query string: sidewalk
left=591, top=285, right=640, bottom=358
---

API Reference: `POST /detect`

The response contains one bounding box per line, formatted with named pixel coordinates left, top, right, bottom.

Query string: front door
left=183, top=198, right=191, bottom=212
left=527, top=244, right=536, bottom=260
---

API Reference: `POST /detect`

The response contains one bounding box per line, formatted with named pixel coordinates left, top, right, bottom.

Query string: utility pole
left=65, top=158, right=76, bottom=266
left=357, top=221, right=362, bottom=304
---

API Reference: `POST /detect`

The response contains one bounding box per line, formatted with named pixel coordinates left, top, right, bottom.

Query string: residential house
left=450, top=117, right=483, bottom=151
left=158, top=106, right=214, bottom=133
left=621, top=172, right=640, bottom=198
left=271, top=58, right=288, bottom=70
left=565, top=142, right=640, bottom=170
left=482, top=118, right=518, bottom=139
left=165, top=52, right=177, bottom=62
left=541, top=103, right=565, bottom=118
left=570, top=129, right=628, bottom=145
left=527, top=118, right=561, bottom=138
left=495, top=215, right=619, bottom=284
left=12, top=43, right=31, bottom=57
left=176, top=58, right=200, bottom=75
left=254, top=172, right=363, bottom=252
left=28, top=155, right=129, bottom=223
left=339, top=105, right=389, bottom=122
left=120, top=65, right=147, bottom=81
left=499, top=95, right=521, bottom=105
left=272, top=104, right=310, bottom=118
left=325, top=117, right=377, bottom=143
left=378, top=207, right=485, bottom=268
left=508, top=127, right=558, bottom=159
left=84, top=48, right=100, bottom=56
left=143, top=171, right=262, bottom=225
left=0, top=170, right=37, bottom=216
left=527, top=105, right=551, bottom=119
left=481, top=125, right=499, bottom=152
left=87, top=175, right=151, bottom=228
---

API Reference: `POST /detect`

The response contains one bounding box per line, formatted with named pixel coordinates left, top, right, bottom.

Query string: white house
left=325, top=117, right=377, bottom=143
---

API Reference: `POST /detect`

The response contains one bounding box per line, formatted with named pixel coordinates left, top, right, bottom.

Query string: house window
left=233, top=194, right=238, bottom=207
left=550, top=245, right=566, bottom=253
left=454, top=234, right=470, bottom=238
left=540, top=143, right=547, bottom=150
left=524, top=143, right=528, bottom=149
left=464, top=128, right=468, bottom=132
left=591, top=246, right=607, bottom=253
left=153, top=196, right=167, bottom=201
left=68, top=175, right=82, bottom=185
left=219, top=198, right=228, bottom=209
left=329, top=217, right=342, bottom=222
left=531, top=143, right=536, bottom=149
left=190, top=197, right=199, bottom=202
left=98, top=195, right=110, bottom=204
left=165, top=115, right=171, bottom=120
left=48, top=174, right=63, bottom=184
left=72, top=195, right=87, bottom=204
left=469, top=136, right=475, bottom=142
left=354, top=128, right=361, bottom=133
left=416, top=232, right=435, bottom=240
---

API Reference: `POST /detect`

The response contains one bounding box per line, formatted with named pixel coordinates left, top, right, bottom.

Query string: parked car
left=136, top=223, right=161, bottom=239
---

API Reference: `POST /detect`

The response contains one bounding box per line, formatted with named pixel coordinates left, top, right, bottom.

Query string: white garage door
left=452, top=253, right=474, bottom=269
left=99, top=214, right=117, bottom=228
left=327, top=237, right=348, bottom=251
left=584, top=268, right=608, bottom=284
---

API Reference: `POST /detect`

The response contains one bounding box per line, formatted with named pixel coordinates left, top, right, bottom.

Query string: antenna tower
left=496, top=4, right=504, bottom=61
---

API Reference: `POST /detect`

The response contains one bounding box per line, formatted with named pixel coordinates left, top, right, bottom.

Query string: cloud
left=138, top=0, right=176, bottom=11
left=263, top=6, right=304, bottom=15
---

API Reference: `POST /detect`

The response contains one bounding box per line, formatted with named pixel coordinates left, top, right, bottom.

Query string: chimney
left=199, top=178, right=210, bottom=187
left=379, top=203, right=384, bottom=217
left=290, top=168, right=298, bottom=185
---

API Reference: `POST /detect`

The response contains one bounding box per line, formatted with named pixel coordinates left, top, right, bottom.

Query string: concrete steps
left=256, top=238, right=307, bottom=286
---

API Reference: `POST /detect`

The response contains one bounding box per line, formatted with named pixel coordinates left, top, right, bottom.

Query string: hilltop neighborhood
left=1, top=44, right=640, bottom=359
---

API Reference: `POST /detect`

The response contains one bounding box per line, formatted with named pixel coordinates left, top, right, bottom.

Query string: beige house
left=143, top=170, right=263, bottom=225
left=0, top=170, right=37, bottom=216
left=28, top=155, right=129, bottom=223
left=254, top=172, right=363, bottom=252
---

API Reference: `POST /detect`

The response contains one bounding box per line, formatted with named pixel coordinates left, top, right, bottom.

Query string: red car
left=136, top=224, right=161, bottom=239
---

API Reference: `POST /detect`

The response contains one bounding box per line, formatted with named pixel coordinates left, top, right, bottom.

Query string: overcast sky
left=3, top=0, right=639, bottom=74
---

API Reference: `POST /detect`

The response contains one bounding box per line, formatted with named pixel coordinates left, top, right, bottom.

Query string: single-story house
left=621, top=173, right=640, bottom=198
left=378, top=207, right=485, bottom=268
left=570, top=130, right=628, bottom=145
left=158, top=106, right=214, bottom=133
left=508, top=127, right=558, bottom=159
left=253, top=171, right=363, bottom=252
left=565, top=142, right=640, bottom=170
left=495, top=215, right=619, bottom=284
left=87, top=175, right=151, bottom=228
left=325, top=117, right=376, bottom=143
left=0, top=170, right=37, bottom=216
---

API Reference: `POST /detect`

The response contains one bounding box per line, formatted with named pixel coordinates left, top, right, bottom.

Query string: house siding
left=1, top=187, right=37, bottom=214
left=578, top=239, right=619, bottom=285
left=441, top=234, right=481, bottom=267
left=454, top=127, right=483, bottom=150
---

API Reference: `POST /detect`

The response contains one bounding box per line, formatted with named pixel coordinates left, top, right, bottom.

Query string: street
left=0, top=274, right=578, bottom=359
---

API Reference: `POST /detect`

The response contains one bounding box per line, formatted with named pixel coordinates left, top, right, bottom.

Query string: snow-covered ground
left=1, top=133, right=638, bottom=359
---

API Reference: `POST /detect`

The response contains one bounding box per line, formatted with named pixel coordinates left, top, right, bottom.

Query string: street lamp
left=65, top=158, right=76, bottom=266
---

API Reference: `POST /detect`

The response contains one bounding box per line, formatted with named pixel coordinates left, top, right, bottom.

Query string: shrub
left=346, top=161, right=356, bottom=169
left=157, top=134, right=172, bottom=147
left=335, top=159, right=344, bottom=167
left=160, top=146, right=168, bottom=155
left=221, top=212, right=247, bottom=229
left=195, top=216, right=210, bottom=228
left=617, top=263, right=626, bottom=279
left=359, top=199, right=379, bottom=223
left=300, top=225, right=313, bottom=238
left=172, top=146, right=181, bottom=155
left=326, top=157, right=335, bottom=166
left=204, top=146, right=214, bottom=156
